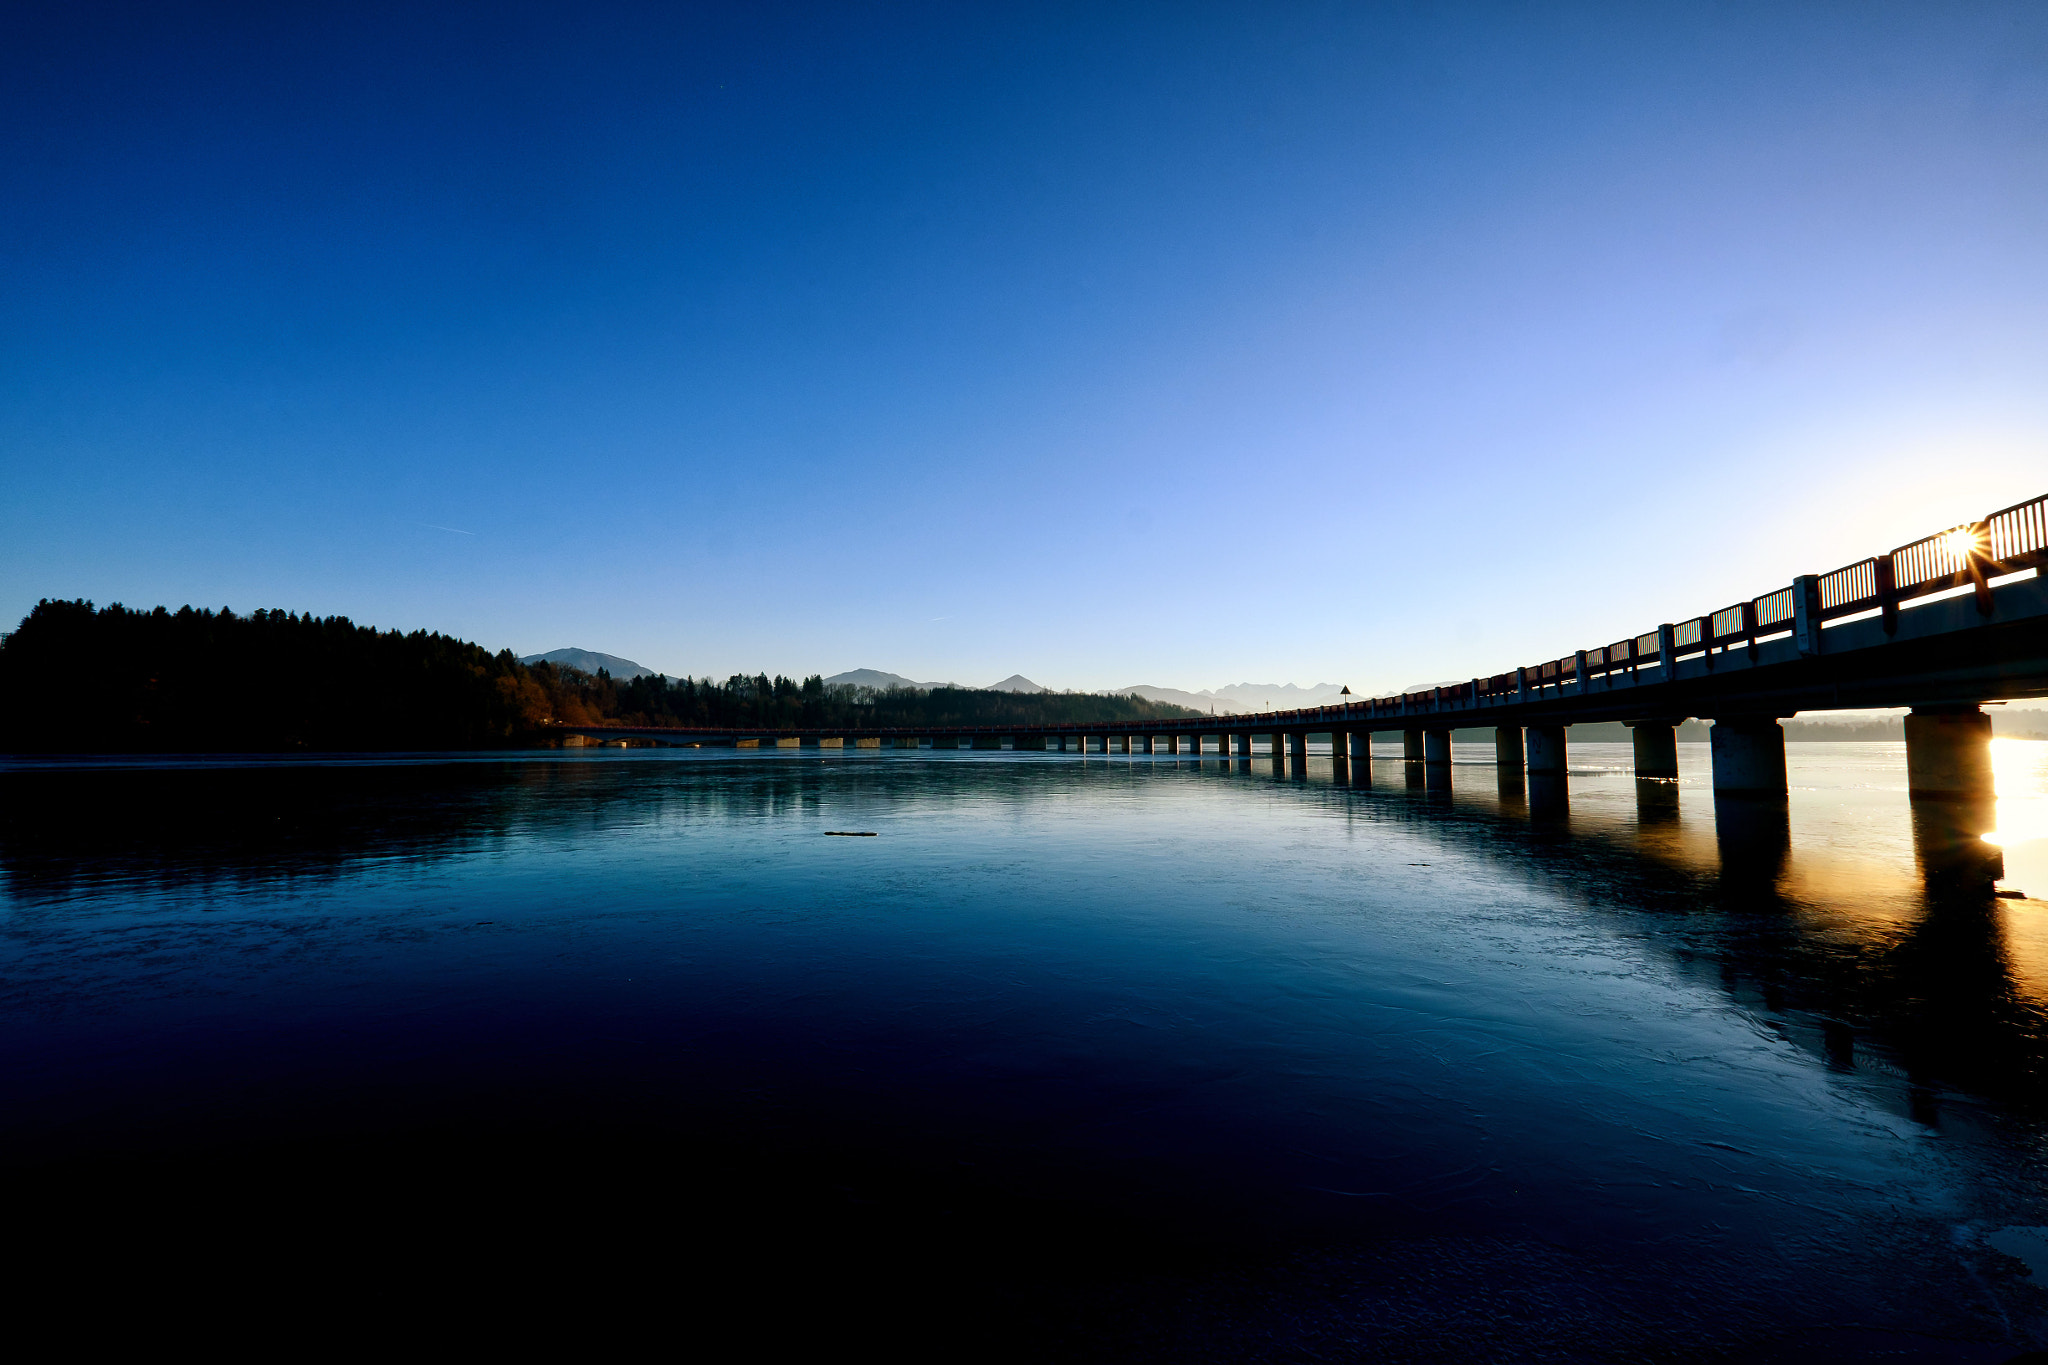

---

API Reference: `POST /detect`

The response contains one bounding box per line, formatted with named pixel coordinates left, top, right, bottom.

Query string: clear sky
left=4, top=2, right=2045, bottom=693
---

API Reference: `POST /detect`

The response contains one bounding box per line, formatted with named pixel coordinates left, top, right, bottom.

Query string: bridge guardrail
left=1368, top=492, right=2046, bottom=716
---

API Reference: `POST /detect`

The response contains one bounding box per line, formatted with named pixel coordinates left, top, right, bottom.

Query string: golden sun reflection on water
left=1982, top=740, right=2048, bottom=892
left=1986, top=738, right=2048, bottom=1013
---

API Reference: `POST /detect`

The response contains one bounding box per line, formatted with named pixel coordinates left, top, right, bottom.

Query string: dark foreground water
left=4, top=742, right=2048, bottom=1359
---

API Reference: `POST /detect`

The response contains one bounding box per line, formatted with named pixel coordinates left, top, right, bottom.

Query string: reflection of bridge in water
left=577, top=493, right=2048, bottom=803
left=1209, top=741, right=2046, bottom=1127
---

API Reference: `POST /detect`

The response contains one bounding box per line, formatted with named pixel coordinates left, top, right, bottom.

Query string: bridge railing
left=1358, top=492, right=2047, bottom=716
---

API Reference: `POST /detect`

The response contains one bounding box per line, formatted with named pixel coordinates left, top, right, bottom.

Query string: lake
left=3, top=741, right=2046, bottom=1359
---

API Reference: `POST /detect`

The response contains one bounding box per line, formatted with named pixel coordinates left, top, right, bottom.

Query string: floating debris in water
left=824, top=831, right=878, bottom=837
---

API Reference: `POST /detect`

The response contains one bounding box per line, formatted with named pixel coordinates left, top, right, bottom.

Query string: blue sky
left=4, top=2, right=2046, bottom=693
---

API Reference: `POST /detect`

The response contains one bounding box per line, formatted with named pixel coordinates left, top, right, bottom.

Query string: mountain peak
left=984, top=674, right=1048, bottom=693
left=519, top=648, right=654, bottom=680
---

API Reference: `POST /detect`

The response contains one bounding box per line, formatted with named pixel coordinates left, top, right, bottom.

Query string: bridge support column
left=1424, top=730, right=1451, bottom=766
left=892, top=736, right=918, bottom=748
left=929, top=736, right=955, bottom=750
left=1288, top=731, right=1308, bottom=759
left=1424, top=728, right=1452, bottom=788
left=1138, top=735, right=1154, bottom=754
left=818, top=737, right=843, bottom=748
left=971, top=735, right=1004, bottom=750
left=1349, top=731, right=1372, bottom=761
left=854, top=737, right=882, bottom=748
left=1403, top=729, right=1424, bottom=765
left=1525, top=726, right=1567, bottom=776
left=1105, top=735, right=1123, bottom=753
left=1014, top=734, right=1046, bottom=751
left=775, top=736, right=800, bottom=747
left=1627, top=719, right=1682, bottom=779
left=1905, top=707, right=1994, bottom=799
left=1708, top=717, right=1787, bottom=796
left=1494, top=727, right=1523, bottom=772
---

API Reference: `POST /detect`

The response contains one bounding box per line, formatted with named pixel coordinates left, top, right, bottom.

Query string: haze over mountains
left=824, top=669, right=1048, bottom=693
left=828, top=671, right=1346, bottom=712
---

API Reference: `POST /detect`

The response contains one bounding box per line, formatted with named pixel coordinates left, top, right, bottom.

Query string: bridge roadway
left=566, top=493, right=2048, bottom=799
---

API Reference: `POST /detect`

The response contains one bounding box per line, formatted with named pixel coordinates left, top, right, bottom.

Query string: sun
left=1943, top=526, right=1983, bottom=563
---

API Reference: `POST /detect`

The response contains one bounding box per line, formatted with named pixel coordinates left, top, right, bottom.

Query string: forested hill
left=0, top=600, right=1199, bottom=753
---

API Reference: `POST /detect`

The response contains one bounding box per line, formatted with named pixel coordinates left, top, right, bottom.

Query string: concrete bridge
left=566, top=493, right=2048, bottom=800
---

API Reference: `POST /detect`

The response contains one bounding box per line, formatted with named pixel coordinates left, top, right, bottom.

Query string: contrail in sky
left=420, top=524, right=475, bottom=535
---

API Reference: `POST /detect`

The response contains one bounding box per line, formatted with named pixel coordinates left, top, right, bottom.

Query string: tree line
left=0, top=599, right=1199, bottom=753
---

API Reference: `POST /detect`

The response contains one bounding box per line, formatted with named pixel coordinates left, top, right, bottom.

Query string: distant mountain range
left=823, top=668, right=1048, bottom=692
left=519, top=648, right=655, bottom=680
left=825, top=671, right=1353, bottom=708
left=1117, top=682, right=1349, bottom=714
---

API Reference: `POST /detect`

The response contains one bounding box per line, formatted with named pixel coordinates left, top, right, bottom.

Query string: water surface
left=4, top=742, right=2046, bottom=1359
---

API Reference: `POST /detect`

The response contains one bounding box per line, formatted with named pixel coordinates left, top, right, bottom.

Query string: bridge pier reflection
left=1910, top=794, right=2004, bottom=894
left=1635, top=777, right=1681, bottom=823
left=1528, top=772, right=1568, bottom=820
left=1713, top=795, right=1791, bottom=900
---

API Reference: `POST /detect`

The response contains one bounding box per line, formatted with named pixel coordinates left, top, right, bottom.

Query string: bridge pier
left=1627, top=719, right=1683, bottom=779
left=1708, top=717, right=1787, bottom=795
left=1904, top=706, right=1993, bottom=799
left=1349, top=731, right=1372, bottom=761
left=972, top=735, right=1003, bottom=750
left=1424, top=728, right=1452, bottom=788
left=775, top=736, right=800, bottom=748
left=1403, top=730, right=1425, bottom=765
left=1525, top=726, right=1567, bottom=776
left=1494, top=727, right=1523, bottom=772
left=929, top=736, right=956, bottom=750
left=891, top=736, right=917, bottom=749
left=819, top=737, right=844, bottom=748
left=854, top=737, right=882, bottom=748
left=1014, top=734, right=1046, bottom=751
left=1288, top=731, right=1308, bottom=760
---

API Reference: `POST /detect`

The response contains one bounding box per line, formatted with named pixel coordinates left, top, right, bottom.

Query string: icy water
left=4, top=741, right=2048, bottom=1360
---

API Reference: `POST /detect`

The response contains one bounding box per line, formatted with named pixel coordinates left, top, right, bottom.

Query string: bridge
left=567, top=493, right=2048, bottom=800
